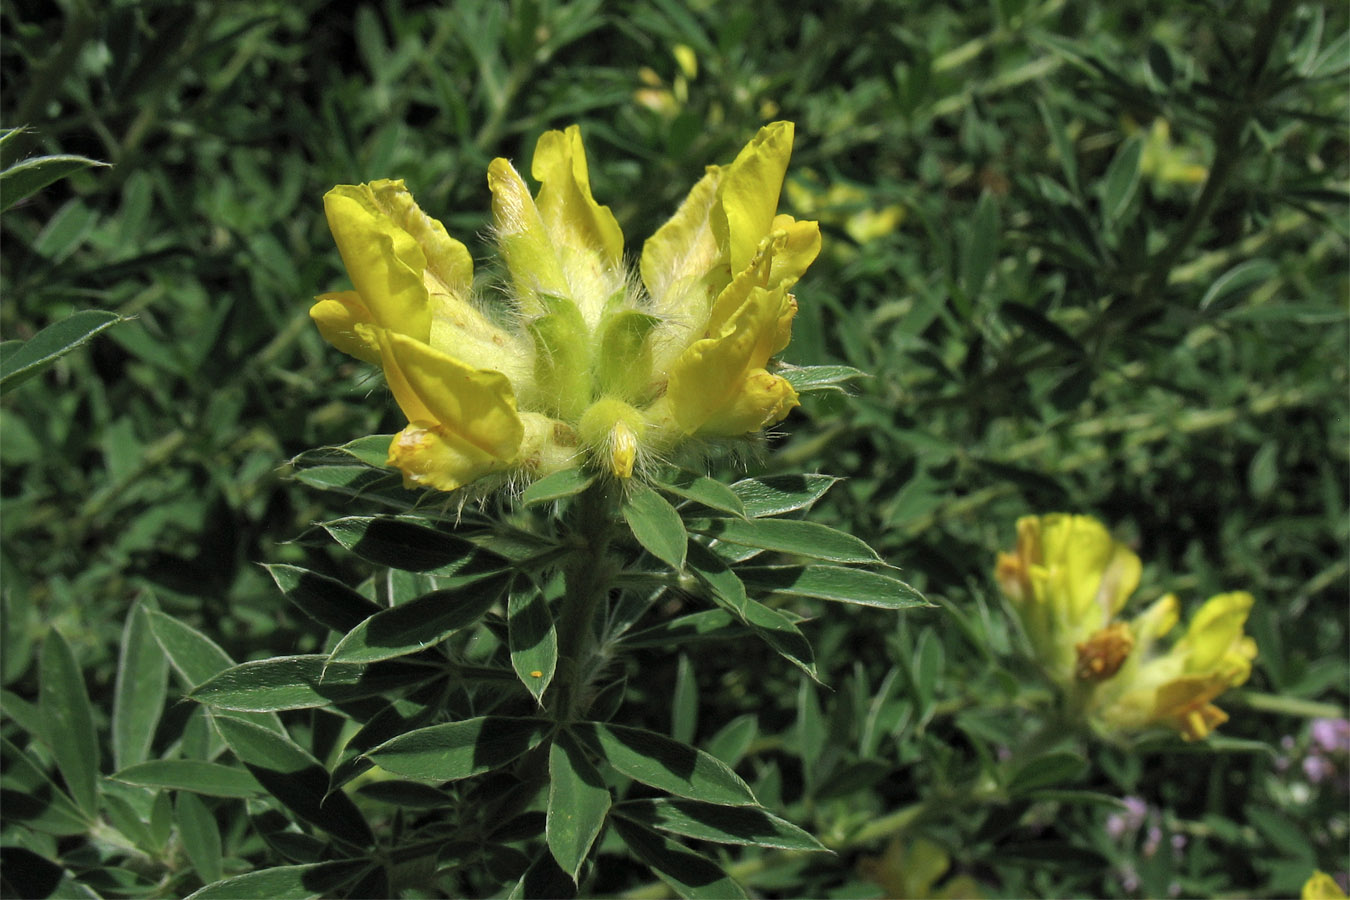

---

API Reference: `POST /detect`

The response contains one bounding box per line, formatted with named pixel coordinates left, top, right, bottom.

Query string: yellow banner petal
left=324, top=184, right=432, bottom=343
left=532, top=126, right=624, bottom=266
left=718, top=121, right=795, bottom=274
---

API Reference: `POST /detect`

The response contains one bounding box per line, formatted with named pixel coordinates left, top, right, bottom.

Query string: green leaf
left=0, top=153, right=109, bottom=211
left=670, top=654, right=698, bottom=745
left=190, top=655, right=435, bottom=712
left=623, top=485, right=688, bottom=570
left=321, top=516, right=504, bottom=574
left=1198, top=258, right=1278, bottom=311
left=547, top=731, right=611, bottom=881
left=960, top=190, right=1001, bottom=304
left=145, top=610, right=285, bottom=734
left=1008, top=750, right=1088, bottom=795
left=112, top=601, right=169, bottom=771
left=740, top=565, right=929, bottom=609
left=523, top=467, right=595, bottom=505
left=611, top=817, right=748, bottom=899
left=328, top=573, right=511, bottom=664
left=999, top=302, right=1085, bottom=357
left=575, top=722, right=757, bottom=807
left=186, top=861, right=371, bottom=900
left=39, top=631, right=100, bottom=817
left=1100, top=134, right=1143, bottom=223
left=779, top=364, right=869, bottom=393
left=366, top=716, right=550, bottom=781
left=213, top=716, right=374, bottom=848
left=0, top=310, right=125, bottom=394
left=729, top=474, right=840, bottom=517
left=686, top=542, right=817, bottom=679
left=1037, top=97, right=1079, bottom=195
left=176, top=792, right=223, bottom=884
left=616, top=798, right=827, bottom=851
left=508, top=583, right=558, bottom=703
left=0, top=736, right=91, bottom=834
left=621, top=609, right=748, bottom=648
left=111, top=760, right=263, bottom=798
left=685, top=517, right=879, bottom=564
left=655, top=470, right=746, bottom=517
left=265, top=564, right=384, bottom=634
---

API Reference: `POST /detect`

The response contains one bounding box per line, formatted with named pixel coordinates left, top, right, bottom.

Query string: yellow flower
left=858, top=836, right=982, bottom=899
left=1305, top=871, right=1348, bottom=899
left=314, top=123, right=819, bottom=492
left=995, top=514, right=1257, bottom=742
left=1094, top=591, right=1258, bottom=741
left=994, top=514, right=1142, bottom=687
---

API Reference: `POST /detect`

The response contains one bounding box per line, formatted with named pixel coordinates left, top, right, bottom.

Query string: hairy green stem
left=552, top=482, right=621, bottom=724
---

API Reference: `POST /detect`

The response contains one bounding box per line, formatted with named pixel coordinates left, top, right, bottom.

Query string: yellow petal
left=377, top=331, right=523, bottom=462
left=387, top=422, right=504, bottom=493
left=532, top=126, right=624, bottom=267
left=717, top=121, right=795, bottom=273
left=310, top=291, right=381, bottom=365
left=1304, top=872, right=1348, bottom=900
left=488, top=157, right=570, bottom=314
left=667, top=287, right=800, bottom=435
left=324, top=183, right=432, bottom=342
left=1180, top=591, right=1255, bottom=675
left=365, top=179, right=474, bottom=301
left=641, top=166, right=723, bottom=317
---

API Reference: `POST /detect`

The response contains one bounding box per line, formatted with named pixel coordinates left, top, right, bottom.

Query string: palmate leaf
left=728, top=474, right=840, bottom=517
left=112, top=601, right=169, bottom=771
left=364, top=716, right=551, bottom=781
left=546, top=731, right=610, bottom=881
left=508, top=581, right=558, bottom=703
left=0, top=309, right=125, bottom=394
left=740, top=565, right=929, bottom=609
left=212, top=716, right=373, bottom=849
left=622, top=485, right=688, bottom=570
left=686, top=542, right=817, bottom=679
left=0, top=152, right=109, bottom=211
left=185, top=861, right=372, bottom=900
left=264, top=564, right=384, bottom=634
left=615, top=798, right=828, bottom=852
left=522, top=466, right=595, bottom=505
left=144, top=610, right=286, bottom=734
left=321, top=516, right=506, bottom=575
left=327, top=573, right=511, bottom=664
left=654, top=470, right=746, bottom=517
left=111, top=760, right=263, bottom=798
left=778, top=364, right=868, bottom=393
left=190, top=655, right=437, bottom=712
left=611, top=816, right=747, bottom=900
left=684, top=516, right=880, bottom=564
left=38, top=632, right=100, bottom=818
left=571, top=722, right=756, bottom=807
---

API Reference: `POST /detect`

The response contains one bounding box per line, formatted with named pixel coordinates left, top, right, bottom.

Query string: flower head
left=995, top=513, right=1257, bottom=742
left=314, top=123, right=819, bottom=493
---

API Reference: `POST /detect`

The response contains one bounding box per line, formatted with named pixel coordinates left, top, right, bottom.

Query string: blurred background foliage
left=1, top=0, right=1346, bottom=897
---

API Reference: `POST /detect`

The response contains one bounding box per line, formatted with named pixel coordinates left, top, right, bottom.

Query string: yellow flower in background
left=995, top=514, right=1257, bottom=742
left=1305, top=871, right=1349, bottom=899
left=785, top=170, right=905, bottom=247
left=858, top=836, right=983, bottom=899
left=994, top=514, right=1142, bottom=687
left=314, top=122, right=819, bottom=492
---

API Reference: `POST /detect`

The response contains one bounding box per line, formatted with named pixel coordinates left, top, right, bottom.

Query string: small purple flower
left=1303, top=754, right=1335, bottom=784
left=1311, top=718, right=1350, bottom=754
left=1170, top=833, right=1188, bottom=854
left=1143, top=824, right=1163, bottom=858
left=1107, top=796, right=1149, bottom=841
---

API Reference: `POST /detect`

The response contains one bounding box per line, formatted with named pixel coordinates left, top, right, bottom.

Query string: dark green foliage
left=2, top=0, right=1345, bottom=897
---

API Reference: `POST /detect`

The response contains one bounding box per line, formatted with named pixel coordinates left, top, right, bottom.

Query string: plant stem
left=552, top=481, right=620, bottom=724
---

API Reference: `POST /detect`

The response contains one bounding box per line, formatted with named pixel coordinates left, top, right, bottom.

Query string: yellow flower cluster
left=996, top=514, right=1257, bottom=742
left=312, top=123, right=819, bottom=493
